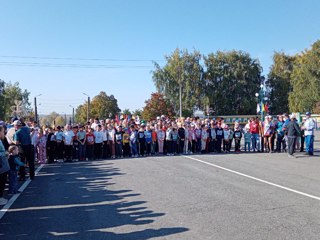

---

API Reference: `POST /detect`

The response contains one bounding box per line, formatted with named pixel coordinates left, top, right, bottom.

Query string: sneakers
left=0, top=197, right=8, bottom=205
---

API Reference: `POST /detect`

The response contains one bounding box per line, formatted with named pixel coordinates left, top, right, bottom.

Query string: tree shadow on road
left=0, top=160, right=188, bottom=240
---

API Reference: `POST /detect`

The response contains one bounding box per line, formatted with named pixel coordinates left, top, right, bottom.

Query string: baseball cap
left=13, top=120, right=22, bottom=126
left=306, top=112, right=311, bottom=116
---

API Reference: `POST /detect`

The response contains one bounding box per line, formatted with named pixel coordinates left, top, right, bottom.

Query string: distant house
left=193, top=110, right=205, bottom=118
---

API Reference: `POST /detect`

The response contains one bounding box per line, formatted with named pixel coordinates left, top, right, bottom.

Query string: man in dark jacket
left=286, top=114, right=300, bottom=158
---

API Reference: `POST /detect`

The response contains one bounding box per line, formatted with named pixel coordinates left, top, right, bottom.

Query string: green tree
left=204, top=50, right=263, bottom=115
left=40, top=112, right=60, bottom=127
left=141, top=92, right=175, bottom=120
left=266, top=52, right=295, bottom=114
left=75, top=91, right=121, bottom=123
left=54, top=115, right=66, bottom=127
left=289, top=40, right=320, bottom=113
left=152, top=48, right=205, bottom=116
left=132, top=109, right=142, bottom=117
left=2, top=81, right=31, bottom=120
left=122, top=108, right=131, bottom=115
left=0, top=79, right=5, bottom=119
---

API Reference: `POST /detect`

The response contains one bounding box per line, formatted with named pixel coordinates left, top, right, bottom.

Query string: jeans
left=305, top=135, right=314, bottom=154
left=131, top=142, right=138, bottom=156
left=251, top=134, right=260, bottom=152
left=78, top=144, right=86, bottom=161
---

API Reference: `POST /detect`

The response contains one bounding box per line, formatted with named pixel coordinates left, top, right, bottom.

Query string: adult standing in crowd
left=302, top=112, right=315, bottom=156
left=13, top=120, right=35, bottom=180
left=0, top=125, right=10, bottom=205
left=286, top=114, right=300, bottom=158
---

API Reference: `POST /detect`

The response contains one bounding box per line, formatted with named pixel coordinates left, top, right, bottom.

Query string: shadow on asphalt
left=0, top=160, right=188, bottom=239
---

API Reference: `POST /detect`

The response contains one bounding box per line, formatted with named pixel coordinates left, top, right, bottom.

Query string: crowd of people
left=0, top=112, right=317, bottom=205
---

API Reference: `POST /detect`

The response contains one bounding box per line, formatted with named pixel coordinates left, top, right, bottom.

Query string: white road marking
left=184, top=155, right=320, bottom=201
left=0, top=164, right=44, bottom=220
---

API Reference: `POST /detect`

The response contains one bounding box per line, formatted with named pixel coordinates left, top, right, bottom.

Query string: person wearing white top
left=94, top=125, right=104, bottom=159
left=63, top=125, right=75, bottom=162
left=301, top=112, right=315, bottom=155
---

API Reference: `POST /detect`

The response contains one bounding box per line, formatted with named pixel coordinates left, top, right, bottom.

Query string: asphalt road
left=0, top=150, right=320, bottom=240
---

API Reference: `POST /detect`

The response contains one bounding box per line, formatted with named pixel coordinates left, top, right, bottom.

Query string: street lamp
left=34, top=94, right=42, bottom=125
left=255, top=84, right=268, bottom=120
left=61, top=112, right=67, bottom=126
left=83, top=93, right=90, bottom=123
left=69, top=105, right=75, bottom=125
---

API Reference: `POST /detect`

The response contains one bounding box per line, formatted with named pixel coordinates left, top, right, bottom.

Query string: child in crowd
left=77, top=125, right=86, bottom=161
left=201, top=125, right=208, bottom=153
left=94, top=125, right=103, bottom=160
left=233, top=121, right=242, bottom=153
left=115, top=126, right=123, bottom=158
left=215, top=122, right=224, bottom=153
left=130, top=125, right=138, bottom=157
left=223, top=125, right=230, bottom=152
left=138, top=124, right=146, bottom=156
left=86, top=128, right=95, bottom=161
left=157, top=126, right=165, bottom=155
left=122, top=128, right=130, bottom=157
left=36, top=129, right=47, bottom=164
left=166, top=125, right=173, bottom=156
left=244, top=130, right=251, bottom=152
left=194, top=124, right=202, bottom=153
left=144, top=125, right=152, bottom=156
left=171, top=127, right=178, bottom=155
left=8, top=145, right=25, bottom=194
left=151, top=126, right=157, bottom=155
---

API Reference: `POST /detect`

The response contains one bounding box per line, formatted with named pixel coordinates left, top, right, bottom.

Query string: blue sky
left=0, top=0, right=319, bottom=115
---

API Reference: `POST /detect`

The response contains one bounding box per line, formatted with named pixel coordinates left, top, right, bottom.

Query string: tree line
left=152, top=40, right=320, bottom=117
left=1, top=40, right=319, bottom=123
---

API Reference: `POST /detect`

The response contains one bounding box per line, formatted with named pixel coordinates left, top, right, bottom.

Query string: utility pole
left=34, top=94, right=42, bottom=124
left=83, top=93, right=90, bottom=123
left=69, top=105, right=75, bottom=125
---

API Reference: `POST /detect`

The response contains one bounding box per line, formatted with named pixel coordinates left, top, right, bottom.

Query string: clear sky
left=0, top=0, right=319, bottom=115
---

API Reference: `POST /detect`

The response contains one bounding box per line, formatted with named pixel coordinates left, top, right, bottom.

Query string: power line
left=0, top=55, right=165, bottom=62
left=0, top=61, right=154, bottom=69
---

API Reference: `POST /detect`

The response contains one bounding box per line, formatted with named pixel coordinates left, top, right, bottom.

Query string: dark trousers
left=300, top=136, right=305, bottom=152
left=146, top=142, right=151, bottom=155
left=8, top=170, right=18, bottom=194
left=166, top=140, right=172, bottom=154
left=216, top=138, right=222, bottom=152
left=78, top=144, right=86, bottom=161
left=172, top=141, right=177, bottom=154
left=86, top=144, right=94, bottom=160
left=115, top=143, right=122, bottom=157
left=179, top=140, right=184, bottom=153
left=288, top=137, right=296, bottom=155
left=19, top=144, right=35, bottom=180
left=94, top=143, right=103, bottom=159
left=56, top=141, right=64, bottom=159
left=276, top=135, right=284, bottom=152
left=0, top=171, right=8, bottom=197
left=196, top=139, right=201, bottom=152
left=102, top=141, right=109, bottom=158
left=192, top=140, right=196, bottom=153
left=234, top=138, right=241, bottom=151
left=123, top=143, right=130, bottom=157
left=64, top=145, right=73, bottom=161
left=46, top=143, right=55, bottom=163
left=139, top=141, right=146, bottom=156
left=223, top=140, right=230, bottom=152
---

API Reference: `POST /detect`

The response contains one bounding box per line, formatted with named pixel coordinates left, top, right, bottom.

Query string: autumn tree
left=75, top=91, right=121, bottom=123
left=141, top=93, right=175, bottom=120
